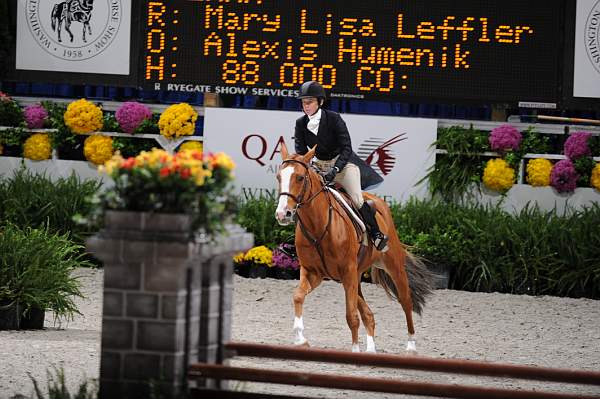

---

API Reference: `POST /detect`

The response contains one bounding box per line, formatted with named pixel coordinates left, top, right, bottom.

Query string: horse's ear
left=303, top=145, right=317, bottom=163
left=280, top=140, right=289, bottom=160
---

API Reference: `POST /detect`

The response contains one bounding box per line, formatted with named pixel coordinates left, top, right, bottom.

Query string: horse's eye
left=296, top=175, right=304, bottom=182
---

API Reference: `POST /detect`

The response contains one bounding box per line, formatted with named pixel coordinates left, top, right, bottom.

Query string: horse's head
left=275, top=142, right=317, bottom=225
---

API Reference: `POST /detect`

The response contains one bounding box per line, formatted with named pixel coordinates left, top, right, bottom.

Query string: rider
left=293, top=80, right=389, bottom=251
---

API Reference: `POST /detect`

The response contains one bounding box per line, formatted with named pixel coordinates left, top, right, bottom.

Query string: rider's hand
left=323, top=166, right=339, bottom=184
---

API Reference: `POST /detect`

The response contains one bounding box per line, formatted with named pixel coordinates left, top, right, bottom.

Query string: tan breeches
left=312, top=158, right=364, bottom=208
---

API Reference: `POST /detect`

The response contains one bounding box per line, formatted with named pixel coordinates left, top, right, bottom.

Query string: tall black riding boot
left=358, top=203, right=389, bottom=251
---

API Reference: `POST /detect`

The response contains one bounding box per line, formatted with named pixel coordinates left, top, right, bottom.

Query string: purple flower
left=272, top=243, right=299, bottom=270
left=564, top=131, right=591, bottom=160
left=550, top=159, right=579, bottom=193
left=489, top=124, right=522, bottom=152
left=115, top=101, right=152, bottom=133
left=23, top=104, right=48, bottom=129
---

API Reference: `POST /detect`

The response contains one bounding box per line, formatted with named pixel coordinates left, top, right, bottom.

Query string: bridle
left=278, top=158, right=333, bottom=274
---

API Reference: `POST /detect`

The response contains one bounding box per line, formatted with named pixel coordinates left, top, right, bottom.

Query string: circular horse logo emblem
left=357, top=133, right=406, bottom=177
left=585, top=0, right=600, bottom=74
left=25, top=0, right=122, bottom=61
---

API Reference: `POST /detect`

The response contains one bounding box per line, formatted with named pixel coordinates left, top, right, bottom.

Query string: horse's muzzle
left=275, top=209, right=296, bottom=226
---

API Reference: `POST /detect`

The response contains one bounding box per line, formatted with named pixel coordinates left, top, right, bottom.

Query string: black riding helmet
left=297, top=81, right=326, bottom=101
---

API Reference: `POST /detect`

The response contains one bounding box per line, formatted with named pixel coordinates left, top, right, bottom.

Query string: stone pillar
left=86, top=212, right=253, bottom=398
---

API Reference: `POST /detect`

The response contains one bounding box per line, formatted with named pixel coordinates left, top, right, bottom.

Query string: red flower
left=121, top=158, right=136, bottom=170
left=159, top=167, right=171, bottom=177
left=180, top=168, right=191, bottom=179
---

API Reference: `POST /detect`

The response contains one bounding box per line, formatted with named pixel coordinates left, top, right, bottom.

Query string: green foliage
left=0, top=126, right=29, bottom=147
left=43, top=101, right=76, bottom=150
left=28, top=367, right=97, bottom=399
left=392, top=198, right=600, bottom=298
left=235, top=197, right=295, bottom=248
left=422, top=125, right=490, bottom=202
left=521, top=127, right=552, bottom=154
left=133, top=114, right=160, bottom=135
left=0, top=168, right=102, bottom=244
left=0, top=223, right=87, bottom=318
left=101, top=113, right=120, bottom=132
left=573, top=156, right=595, bottom=186
left=590, top=135, right=600, bottom=157
left=0, top=98, right=25, bottom=127
left=112, top=137, right=157, bottom=158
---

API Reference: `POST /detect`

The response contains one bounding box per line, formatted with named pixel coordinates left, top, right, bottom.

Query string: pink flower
left=563, top=131, right=591, bottom=160
left=550, top=159, right=578, bottom=193
left=489, top=124, right=522, bottom=152
left=115, top=101, right=152, bottom=133
left=23, top=104, right=48, bottom=129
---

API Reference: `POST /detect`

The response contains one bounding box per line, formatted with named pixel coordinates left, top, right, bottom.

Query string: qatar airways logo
left=240, top=132, right=407, bottom=176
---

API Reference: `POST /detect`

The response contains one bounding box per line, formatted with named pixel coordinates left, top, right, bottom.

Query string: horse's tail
left=51, top=4, right=59, bottom=31
left=371, top=249, right=435, bottom=315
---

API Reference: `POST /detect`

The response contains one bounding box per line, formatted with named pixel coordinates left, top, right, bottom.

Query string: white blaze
left=276, top=166, right=294, bottom=218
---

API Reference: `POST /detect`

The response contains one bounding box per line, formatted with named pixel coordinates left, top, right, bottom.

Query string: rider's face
left=302, top=97, right=319, bottom=116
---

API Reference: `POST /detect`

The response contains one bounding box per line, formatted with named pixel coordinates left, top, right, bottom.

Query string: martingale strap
left=296, top=202, right=332, bottom=274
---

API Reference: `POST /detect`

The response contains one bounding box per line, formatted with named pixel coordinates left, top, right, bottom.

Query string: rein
left=278, top=159, right=332, bottom=273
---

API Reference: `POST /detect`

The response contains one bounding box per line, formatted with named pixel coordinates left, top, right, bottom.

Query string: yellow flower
left=526, top=158, right=553, bottom=187
left=482, top=158, right=515, bottom=192
left=64, top=99, right=103, bottom=134
left=591, top=162, right=600, bottom=192
left=211, top=152, right=236, bottom=171
left=244, top=245, right=273, bottom=267
left=84, top=135, right=114, bottom=165
left=158, top=103, right=198, bottom=138
left=233, top=252, right=245, bottom=264
left=23, top=133, right=52, bottom=161
left=178, top=140, right=203, bottom=153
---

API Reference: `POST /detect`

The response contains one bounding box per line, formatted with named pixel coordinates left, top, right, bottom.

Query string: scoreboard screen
left=141, top=0, right=563, bottom=103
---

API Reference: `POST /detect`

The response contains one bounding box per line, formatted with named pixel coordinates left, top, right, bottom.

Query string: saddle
left=326, top=185, right=370, bottom=246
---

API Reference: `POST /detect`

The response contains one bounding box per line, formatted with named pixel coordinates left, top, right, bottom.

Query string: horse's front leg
left=292, top=268, right=321, bottom=346
left=342, top=269, right=361, bottom=352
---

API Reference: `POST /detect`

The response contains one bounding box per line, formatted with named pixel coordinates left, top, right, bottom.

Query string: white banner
left=574, top=0, right=600, bottom=98
left=204, top=108, right=437, bottom=203
left=16, top=0, right=131, bottom=75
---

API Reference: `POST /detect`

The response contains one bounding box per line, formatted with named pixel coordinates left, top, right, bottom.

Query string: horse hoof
left=406, top=340, right=417, bottom=352
left=294, top=338, right=309, bottom=347
left=351, top=344, right=360, bottom=353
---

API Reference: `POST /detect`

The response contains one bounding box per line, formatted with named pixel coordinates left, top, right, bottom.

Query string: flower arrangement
left=591, top=163, right=600, bottom=191
left=244, top=245, right=274, bottom=268
left=115, top=101, right=152, bottom=133
left=178, top=140, right=203, bottom=153
left=489, top=124, right=522, bottom=152
left=550, top=159, right=578, bottom=193
left=482, top=158, right=515, bottom=192
left=526, top=158, right=553, bottom=187
left=83, top=135, right=114, bottom=165
left=64, top=99, right=103, bottom=134
left=0, top=92, right=24, bottom=127
left=23, top=133, right=52, bottom=160
left=564, top=132, right=591, bottom=160
left=98, top=148, right=235, bottom=233
left=158, top=103, right=198, bottom=138
left=272, top=243, right=299, bottom=270
left=23, top=104, right=48, bottom=129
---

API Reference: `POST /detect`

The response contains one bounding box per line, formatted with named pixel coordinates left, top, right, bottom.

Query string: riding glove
left=323, top=166, right=339, bottom=183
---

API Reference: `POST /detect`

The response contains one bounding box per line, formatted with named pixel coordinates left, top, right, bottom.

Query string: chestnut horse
left=275, top=143, right=434, bottom=352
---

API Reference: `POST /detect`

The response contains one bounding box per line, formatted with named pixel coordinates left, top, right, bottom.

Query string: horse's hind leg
left=341, top=269, right=361, bottom=352
left=382, top=245, right=417, bottom=352
left=292, top=268, right=322, bottom=346
left=357, top=284, right=376, bottom=352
